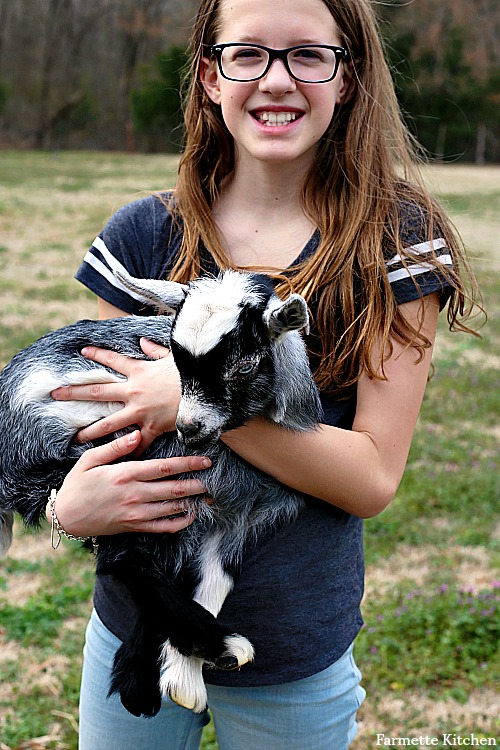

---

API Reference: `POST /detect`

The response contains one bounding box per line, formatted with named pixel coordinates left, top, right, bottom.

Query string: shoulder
left=383, top=190, right=454, bottom=308
left=75, top=191, right=183, bottom=315
left=103, top=192, right=176, bottom=243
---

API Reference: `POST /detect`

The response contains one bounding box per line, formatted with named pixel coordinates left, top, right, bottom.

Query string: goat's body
left=0, top=271, right=322, bottom=716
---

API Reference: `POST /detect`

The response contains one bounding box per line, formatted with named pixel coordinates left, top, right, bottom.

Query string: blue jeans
left=79, top=610, right=365, bottom=750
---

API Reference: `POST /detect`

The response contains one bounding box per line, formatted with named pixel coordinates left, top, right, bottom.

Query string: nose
left=259, top=59, right=296, bottom=95
left=176, top=418, right=202, bottom=441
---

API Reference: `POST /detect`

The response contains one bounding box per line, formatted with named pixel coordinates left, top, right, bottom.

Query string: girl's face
left=201, top=0, right=349, bottom=173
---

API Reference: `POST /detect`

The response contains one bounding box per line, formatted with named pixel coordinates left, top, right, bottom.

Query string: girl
left=49, top=0, right=479, bottom=747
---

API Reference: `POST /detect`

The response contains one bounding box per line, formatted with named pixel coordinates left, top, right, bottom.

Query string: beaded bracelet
left=48, top=489, right=98, bottom=554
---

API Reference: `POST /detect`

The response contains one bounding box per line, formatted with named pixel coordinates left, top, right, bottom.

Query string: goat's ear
left=264, top=294, right=310, bottom=338
left=114, top=270, right=188, bottom=314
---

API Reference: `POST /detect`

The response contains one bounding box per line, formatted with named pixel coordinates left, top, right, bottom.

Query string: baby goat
left=0, top=269, right=322, bottom=716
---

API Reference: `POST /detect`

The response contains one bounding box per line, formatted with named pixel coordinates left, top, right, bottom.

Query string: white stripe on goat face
left=171, top=273, right=264, bottom=357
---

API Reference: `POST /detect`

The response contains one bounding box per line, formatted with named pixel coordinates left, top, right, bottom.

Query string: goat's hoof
left=120, top=689, right=162, bottom=719
left=218, top=634, right=255, bottom=669
left=214, top=654, right=240, bottom=670
left=160, top=643, right=208, bottom=713
left=111, top=644, right=162, bottom=718
left=167, top=684, right=208, bottom=714
left=115, top=672, right=162, bottom=718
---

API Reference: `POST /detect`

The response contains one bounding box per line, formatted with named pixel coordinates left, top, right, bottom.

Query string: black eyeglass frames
left=209, top=43, right=349, bottom=84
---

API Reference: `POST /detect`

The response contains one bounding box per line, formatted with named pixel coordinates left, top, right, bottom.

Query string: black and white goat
left=0, top=270, right=322, bottom=716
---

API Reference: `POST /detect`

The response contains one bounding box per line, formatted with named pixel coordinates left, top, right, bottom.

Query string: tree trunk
left=34, top=0, right=69, bottom=148
left=475, top=123, right=487, bottom=165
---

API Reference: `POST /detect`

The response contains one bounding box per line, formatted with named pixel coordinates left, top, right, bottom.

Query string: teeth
left=257, top=112, right=298, bottom=126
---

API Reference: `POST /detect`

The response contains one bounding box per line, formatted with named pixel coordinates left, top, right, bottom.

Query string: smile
left=253, top=111, right=300, bottom=127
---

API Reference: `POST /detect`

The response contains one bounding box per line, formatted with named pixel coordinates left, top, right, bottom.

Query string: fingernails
left=201, top=458, right=212, bottom=468
left=127, top=430, right=140, bottom=444
left=51, top=388, right=62, bottom=399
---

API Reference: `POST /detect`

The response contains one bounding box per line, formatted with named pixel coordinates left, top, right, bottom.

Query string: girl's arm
left=222, top=293, right=440, bottom=518
left=52, top=293, right=440, bottom=520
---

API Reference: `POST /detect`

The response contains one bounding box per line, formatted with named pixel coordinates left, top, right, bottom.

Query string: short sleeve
left=75, top=193, right=180, bottom=315
left=384, top=202, right=454, bottom=308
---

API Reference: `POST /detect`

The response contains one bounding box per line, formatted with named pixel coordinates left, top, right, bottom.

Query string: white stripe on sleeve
left=80, top=237, right=149, bottom=303
left=385, top=238, right=448, bottom=267
left=387, top=254, right=453, bottom=284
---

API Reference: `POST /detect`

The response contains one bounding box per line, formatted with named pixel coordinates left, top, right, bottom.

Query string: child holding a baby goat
left=45, top=0, right=479, bottom=747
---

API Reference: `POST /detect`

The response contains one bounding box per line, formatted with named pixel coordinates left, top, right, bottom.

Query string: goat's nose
left=176, top=419, right=202, bottom=440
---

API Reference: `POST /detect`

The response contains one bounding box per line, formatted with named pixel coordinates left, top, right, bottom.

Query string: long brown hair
left=167, top=0, right=481, bottom=392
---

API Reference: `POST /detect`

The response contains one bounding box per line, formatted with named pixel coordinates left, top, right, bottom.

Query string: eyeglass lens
left=219, top=46, right=341, bottom=82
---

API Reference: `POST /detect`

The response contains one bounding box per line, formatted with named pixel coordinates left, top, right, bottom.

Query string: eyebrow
left=233, top=35, right=327, bottom=46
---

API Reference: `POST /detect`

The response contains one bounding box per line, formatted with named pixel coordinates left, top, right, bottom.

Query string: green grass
left=0, top=153, right=498, bottom=748
left=441, top=191, right=500, bottom=216
left=1, top=569, right=94, bottom=647
left=357, top=581, right=499, bottom=693
left=0, top=540, right=95, bottom=747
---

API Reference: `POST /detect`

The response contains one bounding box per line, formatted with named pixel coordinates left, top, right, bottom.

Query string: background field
left=0, top=152, right=498, bottom=749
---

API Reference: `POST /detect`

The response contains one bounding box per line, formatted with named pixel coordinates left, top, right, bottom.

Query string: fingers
left=51, top=381, right=126, bottom=402
left=78, top=430, right=143, bottom=469
left=51, top=348, right=138, bottom=402
left=66, top=430, right=213, bottom=537
left=81, top=345, right=137, bottom=375
left=75, top=411, right=135, bottom=444
left=128, top=454, right=212, bottom=482
left=78, top=432, right=211, bottom=480
left=141, top=512, right=196, bottom=534
left=140, top=496, right=194, bottom=521
left=140, top=338, right=171, bottom=360
left=138, top=480, right=208, bottom=507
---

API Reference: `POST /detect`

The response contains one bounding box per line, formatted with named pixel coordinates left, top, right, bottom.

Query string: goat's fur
left=0, top=270, right=322, bottom=716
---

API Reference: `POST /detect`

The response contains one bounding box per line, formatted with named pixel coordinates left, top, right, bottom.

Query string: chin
left=246, top=143, right=317, bottom=168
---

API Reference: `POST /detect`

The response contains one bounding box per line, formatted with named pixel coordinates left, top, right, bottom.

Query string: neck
left=221, top=154, right=311, bottom=216
left=211, top=152, right=317, bottom=270
left=231, top=142, right=312, bottom=206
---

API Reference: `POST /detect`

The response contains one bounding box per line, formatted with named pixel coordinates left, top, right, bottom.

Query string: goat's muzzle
left=176, top=418, right=220, bottom=448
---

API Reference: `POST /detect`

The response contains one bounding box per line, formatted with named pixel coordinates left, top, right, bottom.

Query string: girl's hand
left=51, top=338, right=178, bottom=453
left=46, top=430, right=212, bottom=536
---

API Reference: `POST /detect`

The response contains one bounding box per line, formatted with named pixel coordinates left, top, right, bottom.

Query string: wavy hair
left=166, top=0, right=481, bottom=392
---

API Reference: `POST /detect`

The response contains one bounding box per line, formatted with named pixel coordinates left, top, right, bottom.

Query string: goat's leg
left=192, top=533, right=254, bottom=669
left=156, top=560, right=253, bottom=712
left=159, top=533, right=254, bottom=712
left=100, top=551, right=247, bottom=714
left=109, top=603, right=164, bottom=718
left=103, top=560, right=179, bottom=718
left=98, top=550, right=197, bottom=718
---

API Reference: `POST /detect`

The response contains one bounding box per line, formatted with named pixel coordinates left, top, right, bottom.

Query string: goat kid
left=0, top=270, right=322, bottom=716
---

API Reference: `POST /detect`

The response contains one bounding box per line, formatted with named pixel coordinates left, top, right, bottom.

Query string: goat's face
left=171, top=308, right=275, bottom=447
left=115, top=269, right=309, bottom=447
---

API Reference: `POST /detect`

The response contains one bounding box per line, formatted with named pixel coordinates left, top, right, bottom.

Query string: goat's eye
left=238, top=363, right=255, bottom=375
left=227, top=359, right=259, bottom=380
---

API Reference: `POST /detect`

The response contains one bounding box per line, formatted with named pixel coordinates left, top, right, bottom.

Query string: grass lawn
left=0, top=152, right=498, bottom=748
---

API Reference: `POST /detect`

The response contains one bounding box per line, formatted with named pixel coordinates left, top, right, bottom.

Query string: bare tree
left=34, top=0, right=117, bottom=148
left=115, top=0, right=194, bottom=151
left=0, top=0, right=495, bottom=155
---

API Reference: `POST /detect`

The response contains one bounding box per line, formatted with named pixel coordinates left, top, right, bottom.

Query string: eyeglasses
left=210, top=43, right=349, bottom=84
